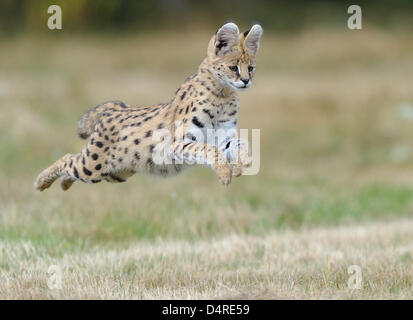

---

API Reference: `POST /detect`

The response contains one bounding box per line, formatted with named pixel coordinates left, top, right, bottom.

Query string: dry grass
left=1, top=26, right=413, bottom=299
left=2, top=218, right=413, bottom=299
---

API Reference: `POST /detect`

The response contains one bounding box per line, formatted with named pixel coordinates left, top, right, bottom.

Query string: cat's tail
left=77, top=100, right=129, bottom=139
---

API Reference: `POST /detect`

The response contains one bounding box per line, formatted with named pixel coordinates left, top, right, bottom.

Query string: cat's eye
left=248, top=66, right=254, bottom=72
left=229, top=65, right=238, bottom=72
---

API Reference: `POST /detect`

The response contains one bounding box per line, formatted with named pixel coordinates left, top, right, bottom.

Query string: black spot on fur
left=186, top=133, right=197, bottom=141
left=145, top=130, right=152, bottom=138
left=73, top=167, right=79, bottom=178
left=146, top=158, right=155, bottom=173
left=243, top=29, right=250, bottom=37
left=83, top=167, right=92, bottom=176
left=134, top=152, right=141, bottom=160
left=118, top=101, right=127, bottom=108
left=95, top=164, right=102, bottom=170
left=79, top=132, right=89, bottom=139
left=181, top=91, right=187, bottom=100
left=192, top=116, right=204, bottom=128
left=96, top=141, right=104, bottom=148
left=203, top=109, right=214, bottom=119
left=134, top=138, right=140, bottom=145
left=92, top=153, right=99, bottom=160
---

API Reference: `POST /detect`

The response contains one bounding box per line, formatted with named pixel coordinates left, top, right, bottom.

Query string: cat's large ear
left=243, top=24, right=263, bottom=55
left=214, top=22, right=240, bottom=56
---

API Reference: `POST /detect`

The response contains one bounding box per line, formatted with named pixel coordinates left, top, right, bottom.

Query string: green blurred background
left=1, top=0, right=413, bottom=243
left=1, top=0, right=413, bottom=34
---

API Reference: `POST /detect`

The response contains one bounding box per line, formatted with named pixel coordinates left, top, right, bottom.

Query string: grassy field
left=1, top=26, right=413, bottom=299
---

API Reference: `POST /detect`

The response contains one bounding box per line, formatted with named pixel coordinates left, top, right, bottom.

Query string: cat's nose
left=241, top=78, right=249, bottom=85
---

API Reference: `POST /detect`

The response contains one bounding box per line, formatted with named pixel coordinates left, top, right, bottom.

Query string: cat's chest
left=204, top=100, right=239, bottom=125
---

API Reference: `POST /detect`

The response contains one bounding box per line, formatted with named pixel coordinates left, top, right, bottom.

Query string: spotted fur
left=34, top=22, right=263, bottom=191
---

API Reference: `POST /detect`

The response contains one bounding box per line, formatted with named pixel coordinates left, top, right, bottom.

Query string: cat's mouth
left=231, top=81, right=251, bottom=90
